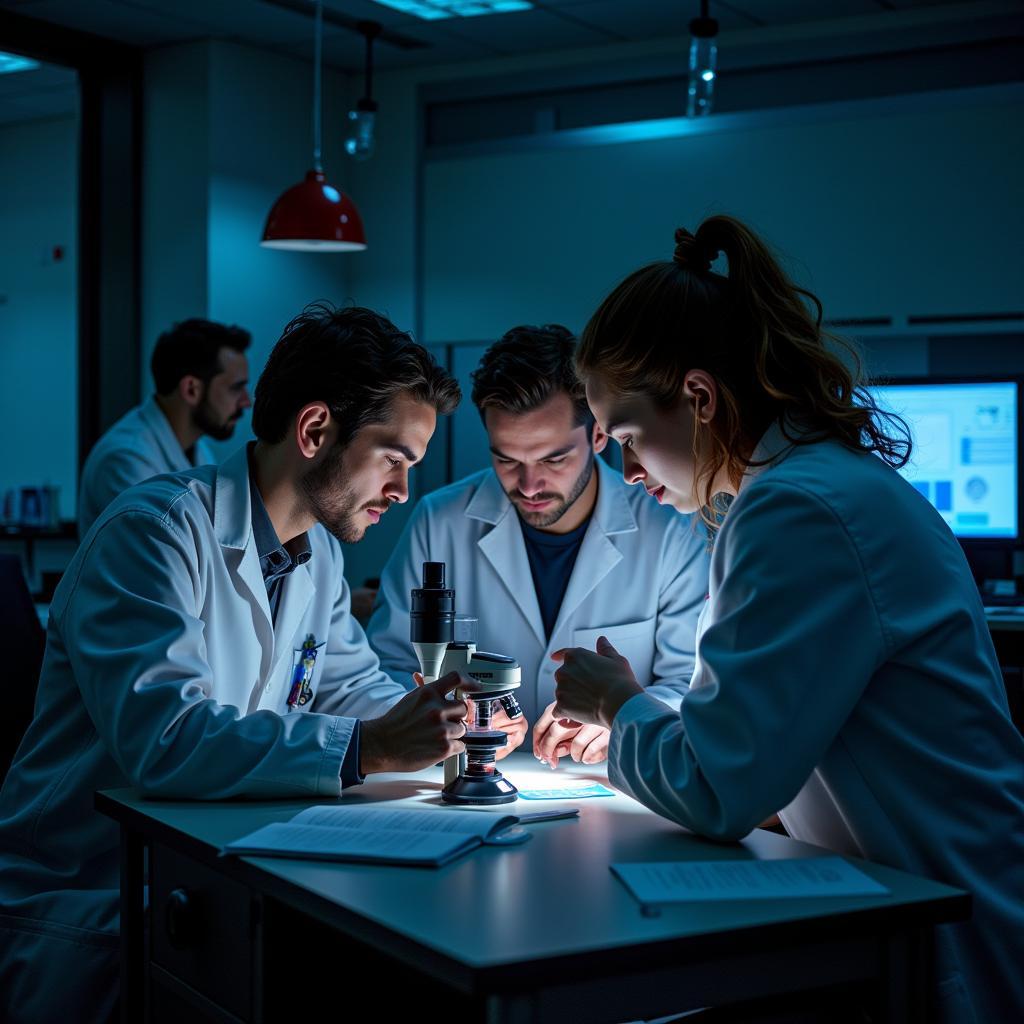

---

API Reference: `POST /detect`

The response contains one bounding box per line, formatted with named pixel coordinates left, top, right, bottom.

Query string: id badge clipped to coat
left=287, top=634, right=325, bottom=711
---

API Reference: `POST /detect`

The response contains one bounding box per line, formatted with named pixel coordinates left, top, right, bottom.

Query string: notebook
left=221, top=804, right=534, bottom=867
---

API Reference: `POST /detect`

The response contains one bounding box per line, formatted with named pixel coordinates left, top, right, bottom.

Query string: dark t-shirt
left=520, top=514, right=591, bottom=639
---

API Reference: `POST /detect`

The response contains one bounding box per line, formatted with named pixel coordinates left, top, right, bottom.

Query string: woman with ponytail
left=547, top=215, right=1024, bottom=1021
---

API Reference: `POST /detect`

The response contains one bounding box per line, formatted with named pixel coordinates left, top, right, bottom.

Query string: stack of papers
left=612, top=856, right=890, bottom=905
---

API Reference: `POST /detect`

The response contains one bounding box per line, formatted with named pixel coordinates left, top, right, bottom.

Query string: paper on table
left=611, top=856, right=891, bottom=904
left=223, top=822, right=478, bottom=866
left=518, top=783, right=615, bottom=800
left=292, top=805, right=517, bottom=838
left=219, top=805, right=534, bottom=867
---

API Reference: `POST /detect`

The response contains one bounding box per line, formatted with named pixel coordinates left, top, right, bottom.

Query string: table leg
left=877, top=928, right=931, bottom=1024
left=119, top=826, right=146, bottom=1023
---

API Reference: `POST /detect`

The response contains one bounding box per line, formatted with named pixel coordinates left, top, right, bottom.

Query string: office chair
left=0, top=554, right=46, bottom=782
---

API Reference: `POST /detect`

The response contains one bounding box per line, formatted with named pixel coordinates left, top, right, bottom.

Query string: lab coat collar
left=214, top=446, right=275, bottom=673
left=214, top=445, right=257, bottom=550
left=464, top=457, right=637, bottom=536
left=214, top=444, right=315, bottom=686
left=737, top=415, right=816, bottom=495
left=470, top=457, right=637, bottom=649
left=139, top=395, right=191, bottom=472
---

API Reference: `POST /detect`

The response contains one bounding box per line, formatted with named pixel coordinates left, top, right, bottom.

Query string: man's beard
left=508, top=453, right=594, bottom=529
left=300, top=443, right=387, bottom=544
left=193, top=394, right=240, bottom=441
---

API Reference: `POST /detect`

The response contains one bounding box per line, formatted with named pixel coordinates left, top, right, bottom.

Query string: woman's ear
left=683, top=369, right=718, bottom=425
left=591, top=419, right=608, bottom=454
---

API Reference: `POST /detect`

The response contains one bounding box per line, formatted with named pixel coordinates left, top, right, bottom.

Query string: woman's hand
left=551, top=636, right=644, bottom=731
left=489, top=705, right=529, bottom=760
left=533, top=701, right=610, bottom=768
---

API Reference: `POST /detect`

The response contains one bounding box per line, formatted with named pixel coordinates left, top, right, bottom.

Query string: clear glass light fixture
left=345, top=106, right=377, bottom=161
left=687, top=1, right=718, bottom=118
left=345, top=22, right=381, bottom=162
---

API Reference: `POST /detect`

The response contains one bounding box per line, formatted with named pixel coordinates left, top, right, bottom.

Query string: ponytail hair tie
left=673, top=227, right=718, bottom=274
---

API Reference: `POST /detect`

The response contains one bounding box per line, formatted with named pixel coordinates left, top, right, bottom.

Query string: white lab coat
left=0, top=445, right=407, bottom=1024
left=609, top=421, right=1024, bottom=1022
left=77, top=394, right=216, bottom=537
left=367, top=457, right=710, bottom=725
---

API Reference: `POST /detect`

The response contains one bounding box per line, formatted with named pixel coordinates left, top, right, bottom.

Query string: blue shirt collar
left=247, top=444, right=311, bottom=585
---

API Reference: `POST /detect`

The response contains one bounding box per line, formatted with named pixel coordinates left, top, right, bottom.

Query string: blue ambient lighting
left=0, top=52, right=40, bottom=75
left=371, top=0, right=532, bottom=19
left=322, top=185, right=341, bottom=202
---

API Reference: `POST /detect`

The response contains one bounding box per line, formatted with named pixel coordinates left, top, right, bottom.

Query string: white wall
left=205, top=39, right=358, bottom=458
left=141, top=42, right=210, bottom=361
left=0, top=115, right=78, bottom=521
left=141, top=38, right=356, bottom=446
left=422, top=90, right=1024, bottom=341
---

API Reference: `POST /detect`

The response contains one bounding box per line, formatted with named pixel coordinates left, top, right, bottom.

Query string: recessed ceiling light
left=371, top=0, right=533, bottom=20
left=0, top=52, right=40, bottom=75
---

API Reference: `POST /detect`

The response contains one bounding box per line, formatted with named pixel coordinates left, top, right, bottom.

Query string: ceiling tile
left=134, top=0, right=322, bottom=45
left=563, top=0, right=750, bottom=39
left=431, top=7, right=620, bottom=54
left=721, top=0, right=882, bottom=26
left=883, top=0, right=973, bottom=7
left=0, top=0, right=207, bottom=45
left=323, top=0, right=433, bottom=25
left=1, top=0, right=1014, bottom=70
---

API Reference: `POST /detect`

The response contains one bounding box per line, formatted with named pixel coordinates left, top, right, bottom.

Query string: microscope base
left=441, top=771, right=518, bottom=805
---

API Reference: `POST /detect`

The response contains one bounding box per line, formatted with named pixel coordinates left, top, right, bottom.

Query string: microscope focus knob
left=498, top=694, right=523, bottom=720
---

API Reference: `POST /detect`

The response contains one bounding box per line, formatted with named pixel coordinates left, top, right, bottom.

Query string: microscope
left=411, top=561, right=524, bottom=805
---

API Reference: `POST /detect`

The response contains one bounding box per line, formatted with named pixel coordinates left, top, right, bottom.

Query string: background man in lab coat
left=77, top=317, right=253, bottom=536
left=367, top=325, right=709, bottom=765
left=0, top=304, right=476, bottom=1024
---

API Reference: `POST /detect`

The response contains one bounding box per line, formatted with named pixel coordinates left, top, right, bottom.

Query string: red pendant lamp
left=261, top=0, right=366, bottom=252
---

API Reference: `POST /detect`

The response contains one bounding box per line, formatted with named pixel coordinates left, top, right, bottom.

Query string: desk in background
left=97, top=753, right=968, bottom=1024
left=986, top=611, right=1024, bottom=731
left=0, top=520, right=77, bottom=597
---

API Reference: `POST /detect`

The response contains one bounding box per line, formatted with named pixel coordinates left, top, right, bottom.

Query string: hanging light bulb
left=345, top=22, right=381, bottom=162
left=261, top=0, right=366, bottom=251
left=687, top=0, right=718, bottom=118
left=345, top=104, right=376, bottom=161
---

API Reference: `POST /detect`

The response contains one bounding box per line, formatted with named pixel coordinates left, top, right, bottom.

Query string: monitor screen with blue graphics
left=868, top=379, right=1019, bottom=540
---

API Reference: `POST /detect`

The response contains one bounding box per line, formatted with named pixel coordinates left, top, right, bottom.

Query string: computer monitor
left=866, top=377, right=1020, bottom=541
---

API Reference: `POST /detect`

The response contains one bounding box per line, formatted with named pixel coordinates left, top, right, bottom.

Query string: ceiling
left=0, top=0, right=1008, bottom=71
left=0, top=0, right=1018, bottom=126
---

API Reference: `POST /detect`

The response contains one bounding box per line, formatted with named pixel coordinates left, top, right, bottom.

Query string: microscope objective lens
left=475, top=699, right=493, bottom=730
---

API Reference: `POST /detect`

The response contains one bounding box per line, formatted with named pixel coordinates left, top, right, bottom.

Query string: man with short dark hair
left=368, top=325, right=709, bottom=765
left=77, top=318, right=253, bottom=536
left=0, top=305, right=470, bottom=1023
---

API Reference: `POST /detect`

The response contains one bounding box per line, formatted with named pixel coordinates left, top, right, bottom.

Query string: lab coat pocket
left=573, top=618, right=656, bottom=686
left=284, top=642, right=324, bottom=713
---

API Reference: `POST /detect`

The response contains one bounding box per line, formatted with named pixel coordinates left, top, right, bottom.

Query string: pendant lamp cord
left=364, top=26, right=374, bottom=103
left=313, top=0, right=323, bottom=172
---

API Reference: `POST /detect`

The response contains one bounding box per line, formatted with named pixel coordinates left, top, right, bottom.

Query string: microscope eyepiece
left=411, top=560, right=455, bottom=644
left=422, top=561, right=446, bottom=589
